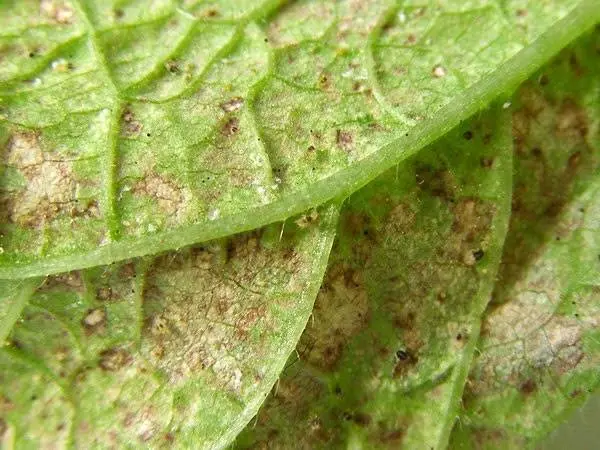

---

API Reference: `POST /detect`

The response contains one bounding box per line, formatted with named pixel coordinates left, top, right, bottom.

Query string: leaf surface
left=235, top=107, right=512, bottom=449
left=0, top=204, right=338, bottom=449
left=1, top=0, right=599, bottom=278
left=450, top=30, right=600, bottom=449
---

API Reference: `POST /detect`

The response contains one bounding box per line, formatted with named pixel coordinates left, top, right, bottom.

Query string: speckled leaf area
left=235, top=108, right=512, bottom=449
left=1, top=0, right=599, bottom=278
left=450, top=30, right=600, bottom=450
left=0, top=204, right=338, bottom=449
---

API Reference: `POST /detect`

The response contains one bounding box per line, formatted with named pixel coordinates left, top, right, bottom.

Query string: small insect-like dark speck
left=334, top=385, right=342, bottom=395
left=555, top=236, right=561, bottom=241
left=574, top=313, right=580, bottom=318
left=264, top=38, right=269, bottom=43
left=463, top=130, right=473, bottom=140
left=456, top=333, right=462, bottom=341
left=146, top=133, right=151, bottom=137
left=396, top=349, right=409, bottom=360
left=342, top=412, right=353, bottom=421
left=531, top=147, right=542, bottom=157
left=28, top=52, right=36, bottom=58
left=405, top=133, right=409, bottom=137
left=539, top=74, right=549, bottom=86
left=308, top=145, right=316, bottom=152
left=473, top=249, right=484, bottom=261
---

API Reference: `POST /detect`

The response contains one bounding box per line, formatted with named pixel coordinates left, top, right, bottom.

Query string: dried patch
left=221, top=118, right=240, bottom=137
left=220, top=97, right=244, bottom=113
left=82, top=308, right=106, bottom=336
left=98, top=348, right=132, bottom=371
left=336, top=130, right=353, bottom=152
left=121, top=107, right=143, bottom=136
left=1, top=132, right=98, bottom=227
left=40, top=0, right=74, bottom=24
left=298, top=262, right=369, bottom=371
left=141, top=231, right=306, bottom=394
left=132, top=173, right=191, bottom=222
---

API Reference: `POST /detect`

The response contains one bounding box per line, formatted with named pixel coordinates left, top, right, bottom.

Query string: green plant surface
left=0, top=204, right=338, bottom=449
left=2, top=0, right=599, bottom=278
left=234, top=106, right=512, bottom=449
left=449, top=30, right=600, bottom=449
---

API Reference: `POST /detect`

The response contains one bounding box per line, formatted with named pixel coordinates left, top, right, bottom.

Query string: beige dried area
left=1, top=132, right=99, bottom=227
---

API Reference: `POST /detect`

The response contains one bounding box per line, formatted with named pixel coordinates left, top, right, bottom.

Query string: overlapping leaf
left=235, top=107, right=512, bottom=449
left=1, top=0, right=599, bottom=278
left=0, top=204, right=337, bottom=449
left=450, top=29, right=600, bottom=449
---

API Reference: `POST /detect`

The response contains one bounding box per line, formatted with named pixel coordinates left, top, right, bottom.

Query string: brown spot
left=220, top=97, right=244, bottom=113
left=568, top=151, right=582, bottom=169
left=41, top=272, right=84, bottom=292
left=221, top=118, right=240, bottom=136
left=393, top=350, right=418, bottom=378
left=99, top=348, right=132, bottom=371
left=519, top=379, right=536, bottom=395
left=336, top=130, right=353, bottom=152
left=319, top=73, right=330, bottom=89
left=0, top=418, right=6, bottom=438
left=165, top=60, right=180, bottom=74
left=480, top=157, right=494, bottom=168
left=380, top=429, right=404, bottom=443
left=82, top=308, right=106, bottom=335
left=121, top=107, right=143, bottom=136
left=203, top=8, right=220, bottom=18
left=415, top=165, right=455, bottom=200
left=570, top=389, right=582, bottom=398
left=96, top=286, right=113, bottom=301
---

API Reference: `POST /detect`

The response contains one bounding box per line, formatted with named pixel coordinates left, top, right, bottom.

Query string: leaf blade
left=1, top=0, right=599, bottom=278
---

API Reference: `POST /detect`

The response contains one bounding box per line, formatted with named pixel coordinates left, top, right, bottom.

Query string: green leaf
left=0, top=204, right=338, bottom=449
left=449, top=30, right=600, bottom=449
left=1, top=0, right=598, bottom=278
left=235, top=106, right=512, bottom=449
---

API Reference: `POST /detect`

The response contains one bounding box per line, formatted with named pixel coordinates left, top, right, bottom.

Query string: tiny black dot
left=463, top=130, right=473, bottom=140
left=575, top=313, right=580, bottom=318
left=264, top=38, right=269, bottom=43
left=334, top=385, right=342, bottom=395
left=28, top=52, right=35, bottom=58
left=342, top=412, right=353, bottom=421
left=146, top=133, right=151, bottom=137
left=555, top=236, right=561, bottom=241
left=531, top=147, right=542, bottom=157
left=473, top=249, right=485, bottom=261
left=396, top=349, right=409, bottom=360
left=456, top=333, right=462, bottom=341
left=405, top=133, right=409, bottom=137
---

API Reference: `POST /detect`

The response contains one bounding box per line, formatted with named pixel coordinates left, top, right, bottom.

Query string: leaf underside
left=235, top=106, right=513, bottom=449
left=0, top=3, right=599, bottom=450
left=449, top=28, right=600, bottom=450
left=0, top=204, right=338, bottom=449
left=1, top=0, right=599, bottom=278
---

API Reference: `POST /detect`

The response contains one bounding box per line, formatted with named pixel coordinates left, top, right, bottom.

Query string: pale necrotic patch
left=141, top=231, right=307, bottom=395
left=1, top=131, right=100, bottom=227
